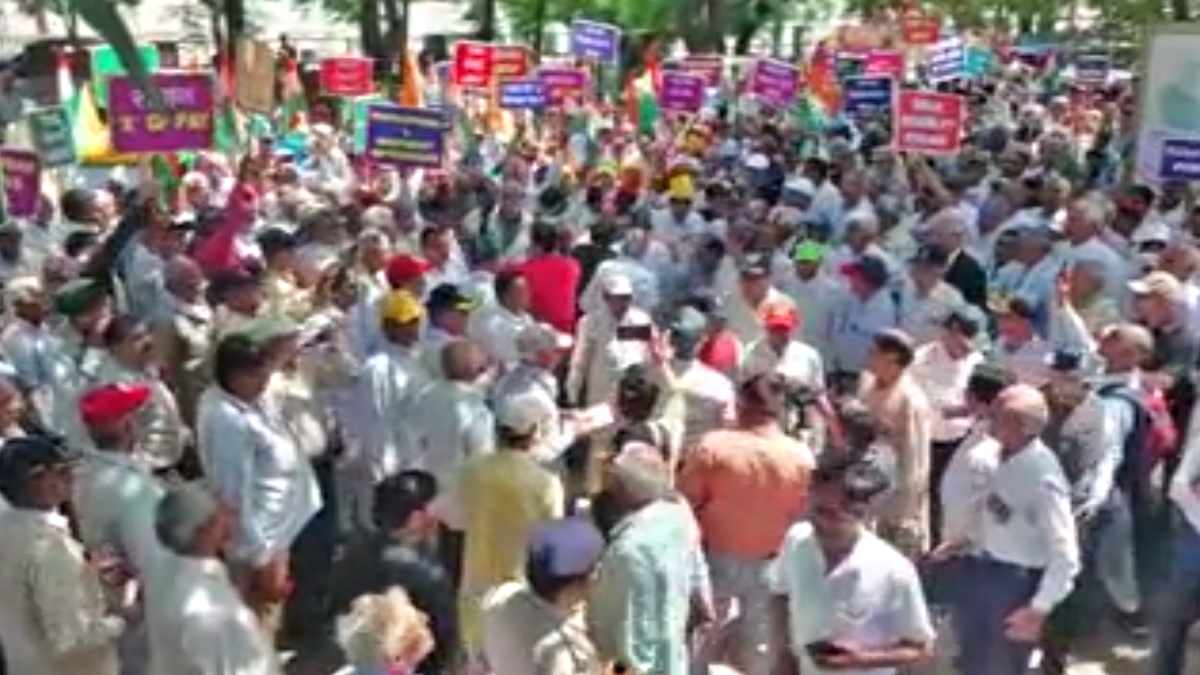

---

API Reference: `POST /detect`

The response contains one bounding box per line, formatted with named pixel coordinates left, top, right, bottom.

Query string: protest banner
left=927, top=39, right=964, bottom=82
left=834, top=53, right=866, bottom=81
left=499, top=79, right=546, bottom=110
left=0, top=148, right=41, bottom=218
left=493, top=45, right=532, bottom=81
left=678, top=55, right=724, bottom=88
left=842, top=76, right=894, bottom=118
left=1160, top=139, right=1200, bottom=180
left=964, top=47, right=994, bottom=78
left=320, top=56, right=375, bottom=96
left=538, top=67, right=588, bottom=107
left=365, top=105, right=445, bottom=168
left=900, top=11, right=941, bottom=45
left=747, top=58, right=799, bottom=108
left=108, top=73, right=216, bottom=154
left=1075, top=51, right=1110, bottom=86
left=453, top=42, right=494, bottom=89
left=234, top=38, right=277, bottom=113
left=864, top=50, right=904, bottom=78
left=893, top=90, right=964, bottom=156
left=659, top=72, right=705, bottom=113
left=26, top=106, right=76, bottom=168
left=1135, top=24, right=1200, bottom=182
left=570, top=20, right=622, bottom=63
left=91, top=44, right=160, bottom=109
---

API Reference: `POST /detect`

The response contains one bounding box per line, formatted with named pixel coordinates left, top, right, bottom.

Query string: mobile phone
left=805, top=640, right=849, bottom=658
left=617, top=324, right=653, bottom=341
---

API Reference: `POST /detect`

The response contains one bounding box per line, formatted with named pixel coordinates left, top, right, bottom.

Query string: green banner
left=91, top=45, right=160, bottom=108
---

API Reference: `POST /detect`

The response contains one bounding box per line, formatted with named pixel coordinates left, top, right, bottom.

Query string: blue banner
left=927, top=39, right=964, bottom=82
left=1075, top=52, right=1110, bottom=86
left=843, top=76, right=894, bottom=118
left=570, top=20, right=622, bottom=63
left=1161, top=138, right=1200, bottom=180
left=498, top=79, right=547, bottom=110
left=365, top=105, right=445, bottom=168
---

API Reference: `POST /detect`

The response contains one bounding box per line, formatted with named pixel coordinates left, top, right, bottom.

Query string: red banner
left=900, top=12, right=941, bottom=46
left=864, top=50, right=904, bottom=78
left=893, top=91, right=963, bottom=156
left=452, top=41, right=494, bottom=88
left=319, top=57, right=374, bottom=96
left=492, top=45, right=531, bottom=81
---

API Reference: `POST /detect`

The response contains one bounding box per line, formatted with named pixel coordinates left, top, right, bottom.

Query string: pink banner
left=108, top=73, right=215, bottom=153
left=0, top=148, right=40, bottom=218
left=865, top=50, right=905, bottom=78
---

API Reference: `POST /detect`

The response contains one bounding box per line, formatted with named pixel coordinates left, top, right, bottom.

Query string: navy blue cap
left=910, top=245, right=951, bottom=269
left=739, top=252, right=772, bottom=277
left=527, top=518, right=605, bottom=577
left=0, top=435, right=81, bottom=486
left=1046, top=349, right=1085, bottom=373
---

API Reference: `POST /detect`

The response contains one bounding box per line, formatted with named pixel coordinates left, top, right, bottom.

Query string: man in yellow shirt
left=435, top=390, right=565, bottom=659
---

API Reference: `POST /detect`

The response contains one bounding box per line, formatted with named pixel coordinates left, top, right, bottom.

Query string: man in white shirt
left=766, top=454, right=935, bottom=675
left=491, top=322, right=574, bottom=462
left=196, top=330, right=321, bottom=635
left=350, top=290, right=430, bottom=534
left=567, top=274, right=654, bottom=407
left=933, top=384, right=1080, bottom=675
left=741, top=303, right=825, bottom=392
left=409, top=338, right=495, bottom=481
left=469, top=268, right=535, bottom=370
left=147, top=482, right=279, bottom=675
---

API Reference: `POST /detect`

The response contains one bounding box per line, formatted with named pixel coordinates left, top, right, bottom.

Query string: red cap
left=385, top=254, right=433, bottom=289
left=79, top=384, right=152, bottom=428
left=760, top=304, right=798, bottom=332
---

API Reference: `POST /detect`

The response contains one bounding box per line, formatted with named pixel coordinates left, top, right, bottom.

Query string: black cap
left=910, top=245, right=951, bottom=269
left=256, top=228, right=298, bottom=257
left=739, top=252, right=772, bottom=277
left=1046, top=349, right=1085, bottom=373
left=845, top=254, right=891, bottom=288
left=0, top=435, right=81, bottom=489
left=209, top=267, right=262, bottom=298
left=943, top=304, right=986, bottom=337
left=426, top=283, right=479, bottom=314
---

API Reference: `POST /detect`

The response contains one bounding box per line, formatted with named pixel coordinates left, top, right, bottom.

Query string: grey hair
left=611, top=442, right=672, bottom=502
left=1105, top=322, right=1155, bottom=356
left=997, top=384, right=1050, bottom=436
left=1071, top=194, right=1110, bottom=229
left=154, top=482, right=219, bottom=555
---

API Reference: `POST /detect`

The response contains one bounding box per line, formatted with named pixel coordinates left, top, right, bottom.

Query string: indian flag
left=624, top=69, right=659, bottom=135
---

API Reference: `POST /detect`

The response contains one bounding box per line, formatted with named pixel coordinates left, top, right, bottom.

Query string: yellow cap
left=667, top=174, right=694, bottom=201
left=379, top=290, right=423, bottom=324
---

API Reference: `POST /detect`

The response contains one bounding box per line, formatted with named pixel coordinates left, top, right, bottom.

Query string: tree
left=19, top=0, right=141, bottom=35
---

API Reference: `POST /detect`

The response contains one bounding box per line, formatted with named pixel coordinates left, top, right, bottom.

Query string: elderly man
left=935, top=384, right=1080, bottom=675
left=153, top=256, right=214, bottom=428
left=146, top=483, right=279, bottom=675
left=588, top=443, right=711, bottom=675
left=196, top=331, right=321, bottom=635
left=0, top=435, right=125, bottom=675
left=491, top=322, right=574, bottom=461
left=567, top=274, right=655, bottom=407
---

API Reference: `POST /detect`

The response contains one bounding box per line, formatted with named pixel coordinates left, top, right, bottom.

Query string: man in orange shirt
left=678, top=374, right=816, bottom=675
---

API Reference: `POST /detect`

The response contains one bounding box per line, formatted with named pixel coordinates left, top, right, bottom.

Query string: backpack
left=1097, top=383, right=1180, bottom=492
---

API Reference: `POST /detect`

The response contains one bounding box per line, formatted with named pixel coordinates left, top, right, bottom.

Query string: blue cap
left=1046, top=349, right=1085, bottom=373
left=527, top=518, right=605, bottom=577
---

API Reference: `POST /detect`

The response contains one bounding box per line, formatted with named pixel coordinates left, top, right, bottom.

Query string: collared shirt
left=196, top=387, right=322, bottom=566
left=679, top=425, right=815, bottom=559
left=764, top=523, right=935, bottom=675
left=355, top=343, right=431, bottom=479
left=909, top=342, right=983, bottom=443
left=938, top=424, right=1000, bottom=543
left=409, top=380, right=495, bottom=481
left=438, top=450, right=564, bottom=652
left=492, top=364, right=567, bottom=462
left=482, top=581, right=599, bottom=675
left=566, top=308, right=654, bottom=407
left=831, top=290, right=899, bottom=373
left=779, top=274, right=843, bottom=356
left=88, top=354, right=189, bottom=469
left=265, top=367, right=329, bottom=460
left=1046, top=393, right=1123, bottom=514
left=899, top=282, right=964, bottom=346
left=0, top=509, right=123, bottom=675
left=860, top=374, right=933, bottom=539
left=741, top=338, right=825, bottom=391
left=469, top=304, right=535, bottom=369
left=144, top=555, right=278, bottom=675
left=587, top=499, right=706, bottom=675
left=124, top=241, right=168, bottom=319
left=73, top=449, right=168, bottom=580
left=975, top=439, right=1081, bottom=614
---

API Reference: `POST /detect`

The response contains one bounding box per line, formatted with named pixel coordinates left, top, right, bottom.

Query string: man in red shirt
left=518, top=222, right=581, bottom=334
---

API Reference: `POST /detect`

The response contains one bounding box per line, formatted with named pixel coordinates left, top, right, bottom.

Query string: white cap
left=496, top=391, right=555, bottom=435
left=516, top=323, right=573, bottom=357
left=783, top=177, right=816, bottom=198
left=1132, top=220, right=1173, bottom=246
left=743, top=153, right=769, bottom=170
left=5, top=276, right=42, bottom=305
left=601, top=274, right=634, bottom=296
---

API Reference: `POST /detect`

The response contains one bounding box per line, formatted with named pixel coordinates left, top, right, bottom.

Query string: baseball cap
left=791, top=240, right=826, bottom=264
left=527, top=518, right=605, bottom=578
left=990, top=294, right=1037, bottom=320
left=516, top=323, right=572, bottom=357
left=760, top=303, right=798, bottom=332
left=379, top=289, right=424, bottom=324
left=230, top=315, right=300, bottom=348
left=385, top=254, right=433, bottom=289
left=0, top=435, right=81, bottom=489
left=600, top=274, right=634, bottom=296
left=841, top=254, right=890, bottom=288
left=53, top=277, right=107, bottom=317
left=78, top=383, right=152, bottom=428
left=1046, top=349, right=1085, bottom=374
left=495, top=391, right=555, bottom=435
left=426, top=284, right=479, bottom=314
left=739, top=252, right=772, bottom=277
left=1128, top=270, right=1182, bottom=299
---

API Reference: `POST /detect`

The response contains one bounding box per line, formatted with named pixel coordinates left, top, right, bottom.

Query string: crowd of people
left=0, top=41, right=1196, bottom=675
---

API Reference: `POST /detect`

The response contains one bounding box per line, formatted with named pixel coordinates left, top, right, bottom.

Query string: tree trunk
left=1170, top=0, right=1189, bottom=20
left=380, top=0, right=402, bottom=58
left=359, top=0, right=383, bottom=59
left=35, top=9, right=49, bottom=34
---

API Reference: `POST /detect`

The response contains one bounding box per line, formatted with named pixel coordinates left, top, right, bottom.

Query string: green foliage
left=65, top=0, right=162, bottom=105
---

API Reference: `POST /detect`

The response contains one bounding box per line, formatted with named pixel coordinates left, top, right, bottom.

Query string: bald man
left=153, top=256, right=215, bottom=428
